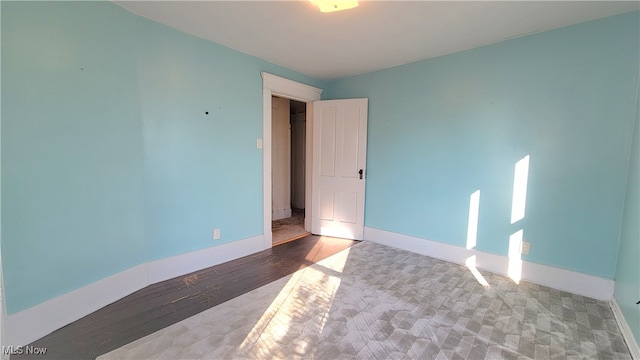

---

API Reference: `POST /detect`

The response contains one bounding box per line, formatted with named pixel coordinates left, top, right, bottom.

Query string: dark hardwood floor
left=16, top=235, right=359, bottom=360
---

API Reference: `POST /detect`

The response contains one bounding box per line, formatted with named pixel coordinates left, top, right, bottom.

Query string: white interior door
left=312, top=98, right=368, bottom=240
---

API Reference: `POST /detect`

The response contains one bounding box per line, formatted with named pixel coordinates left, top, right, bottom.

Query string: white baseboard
left=147, top=235, right=264, bottom=284
left=5, top=228, right=621, bottom=349
left=611, top=297, right=640, bottom=359
left=5, top=235, right=264, bottom=347
left=272, top=208, right=291, bottom=221
left=364, top=227, right=614, bottom=301
left=5, top=263, right=149, bottom=348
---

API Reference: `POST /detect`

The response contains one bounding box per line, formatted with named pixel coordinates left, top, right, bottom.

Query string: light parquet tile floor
left=99, top=242, right=631, bottom=359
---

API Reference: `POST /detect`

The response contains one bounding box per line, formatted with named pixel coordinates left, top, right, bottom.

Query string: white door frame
left=261, top=73, right=323, bottom=249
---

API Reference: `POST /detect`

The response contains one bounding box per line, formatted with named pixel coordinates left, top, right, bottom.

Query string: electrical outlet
left=213, top=228, right=221, bottom=240
left=521, top=241, right=531, bottom=255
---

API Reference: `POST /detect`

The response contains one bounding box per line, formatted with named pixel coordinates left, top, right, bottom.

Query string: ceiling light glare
left=310, top=0, right=359, bottom=13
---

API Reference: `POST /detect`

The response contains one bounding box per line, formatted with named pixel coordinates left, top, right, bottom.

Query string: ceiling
left=115, top=1, right=639, bottom=81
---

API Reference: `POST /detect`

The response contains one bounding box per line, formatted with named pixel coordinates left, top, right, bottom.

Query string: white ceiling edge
left=114, top=1, right=640, bottom=81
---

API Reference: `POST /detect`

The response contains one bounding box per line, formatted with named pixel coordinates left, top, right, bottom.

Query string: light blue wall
left=614, top=86, right=640, bottom=345
left=2, top=1, right=147, bottom=315
left=2, top=0, right=638, bottom=320
left=1, top=1, right=324, bottom=314
left=327, top=12, right=640, bottom=279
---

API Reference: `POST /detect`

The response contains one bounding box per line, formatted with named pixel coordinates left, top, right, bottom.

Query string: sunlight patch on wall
left=511, top=155, right=530, bottom=224
left=464, top=191, right=489, bottom=288
left=508, top=230, right=524, bottom=284
left=508, top=155, right=530, bottom=283
left=466, top=190, right=481, bottom=250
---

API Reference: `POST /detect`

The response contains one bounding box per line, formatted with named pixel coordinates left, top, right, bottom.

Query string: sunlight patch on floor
left=465, top=255, right=490, bottom=288
left=238, top=248, right=351, bottom=357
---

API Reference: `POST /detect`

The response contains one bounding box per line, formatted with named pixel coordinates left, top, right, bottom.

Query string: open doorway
left=263, top=74, right=367, bottom=247
left=262, top=72, right=323, bottom=249
left=271, top=97, right=311, bottom=246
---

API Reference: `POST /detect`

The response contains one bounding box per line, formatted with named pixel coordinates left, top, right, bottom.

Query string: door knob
left=359, top=169, right=363, bottom=179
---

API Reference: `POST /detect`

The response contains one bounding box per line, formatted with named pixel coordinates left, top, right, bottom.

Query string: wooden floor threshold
left=272, top=231, right=312, bottom=247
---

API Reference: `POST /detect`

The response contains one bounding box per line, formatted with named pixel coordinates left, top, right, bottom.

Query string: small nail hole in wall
left=205, top=111, right=209, bottom=115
